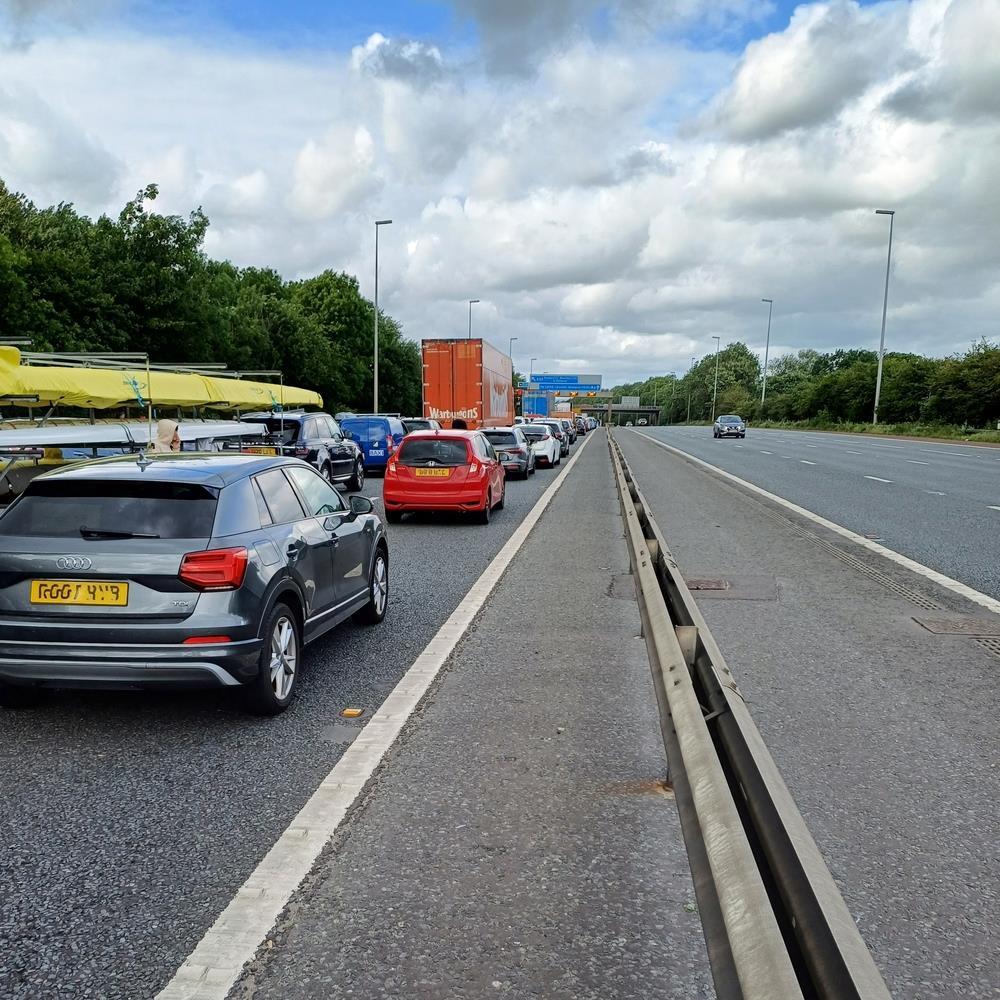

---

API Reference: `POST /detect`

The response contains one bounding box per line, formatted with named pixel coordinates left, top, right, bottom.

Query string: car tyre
left=0, top=684, right=46, bottom=709
left=478, top=492, right=492, bottom=524
left=244, top=603, right=300, bottom=716
left=321, top=463, right=333, bottom=482
left=354, top=546, right=388, bottom=625
left=497, top=482, right=505, bottom=509
left=347, top=459, right=365, bottom=492
left=385, top=509, right=403, bottom=524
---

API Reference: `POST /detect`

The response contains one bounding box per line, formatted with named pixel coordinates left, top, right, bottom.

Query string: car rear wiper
left=79, top=526, right=161, bottom=539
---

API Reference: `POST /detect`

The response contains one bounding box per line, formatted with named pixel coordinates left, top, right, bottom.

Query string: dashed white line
left=156, top=435, right=595, bottom=1000
left=632, top=430, right=1000, bottom=616
left=989, top=506, right=1000, bottom=512
left=925, top=491, right=947, bottom=496
left=906, top=460, right=929, bottom=465
left=805, top=445, right=818, bottom=449
left=865, top=476, right=893, bottom=483
left=800, top=460, right=817, bottom=465
left=845, top=451, right=863, bottom=455
left=760, top=450, right=773, bottom=455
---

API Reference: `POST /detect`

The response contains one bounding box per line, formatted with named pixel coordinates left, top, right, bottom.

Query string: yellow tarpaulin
left=0, top=347, right=322, bottom=411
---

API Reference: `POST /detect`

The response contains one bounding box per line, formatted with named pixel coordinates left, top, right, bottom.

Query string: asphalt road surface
left=633, top=425, right=1000, bottom=600
left=616, top=429, right=1000, bottom=999
left=0, top=450, right=574, bottom=1000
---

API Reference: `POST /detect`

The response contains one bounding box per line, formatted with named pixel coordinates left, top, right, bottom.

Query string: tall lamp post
left=711, top=335, right=721, bottom=422
left=529, top=357, right=537, bottom=418
left=873, top=209, right=895, bottom=424
left=373, top=218, right=392, bottom=413
left=687, top=356, right=695, bottom=422
left=468, top=299, right=480, bottom=339
left=760, top=298, right=773, bottom=406
left=508, top=336, right=518, bottom=362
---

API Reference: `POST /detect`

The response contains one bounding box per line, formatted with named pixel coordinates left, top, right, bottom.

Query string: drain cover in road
left=913, top=615, right=1000, bottom=638
left=684, top=575, right=778, bottom=600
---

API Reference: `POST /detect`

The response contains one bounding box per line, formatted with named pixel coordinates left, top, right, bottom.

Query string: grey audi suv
left=0, top=452, right=388, bottom=715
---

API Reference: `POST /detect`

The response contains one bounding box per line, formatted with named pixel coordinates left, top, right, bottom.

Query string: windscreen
left=397, top=439, right=469, bottom=467
left=483, top=431, right=517, bottom=446
left=720, top=415, right=742, bottom=424
left=0, top=480, right=219, bottom=538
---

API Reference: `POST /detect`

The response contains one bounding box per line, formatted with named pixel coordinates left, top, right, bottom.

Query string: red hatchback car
left=382, top=430, right=506, bottom=524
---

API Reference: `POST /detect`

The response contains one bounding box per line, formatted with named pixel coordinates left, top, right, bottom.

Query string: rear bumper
left=383, top=488, right=487, bottom=512
left=0, top=638, right=262, bottom=690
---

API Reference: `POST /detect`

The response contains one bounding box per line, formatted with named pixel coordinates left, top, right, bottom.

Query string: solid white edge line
left=631, top=430, right=1000, bottom=617
left=156, top=433, right=595, bottom=1000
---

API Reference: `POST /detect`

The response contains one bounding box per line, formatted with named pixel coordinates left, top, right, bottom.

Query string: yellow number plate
left=244, top=446, right=278, bottom=456
left=414, top=468, right=451, bottom=477
left=30, top=580, right=129, bottom=606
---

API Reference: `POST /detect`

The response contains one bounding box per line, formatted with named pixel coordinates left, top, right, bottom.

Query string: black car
left=241, top=411, right=365, bottom=491
left=0, top=453, right=388, bottom=715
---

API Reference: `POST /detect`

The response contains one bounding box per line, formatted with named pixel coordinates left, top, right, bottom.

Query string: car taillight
left=509, top=447, right=525, bottom=455
left=182, top=635, right=233, bottom=644
left=179, top=547, right=249, bottom=591
left=386, top=459, right=398, bottom=477
left=386, top=435, right=395, bottom=452
left=470, top=462, right=479, bottom=475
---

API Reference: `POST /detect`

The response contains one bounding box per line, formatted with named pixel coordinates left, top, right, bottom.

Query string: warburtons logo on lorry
left=429, top=406, right=479, bottom=420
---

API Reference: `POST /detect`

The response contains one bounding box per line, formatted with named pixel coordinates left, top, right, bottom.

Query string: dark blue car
left=339, top=415, right=406, bottom=471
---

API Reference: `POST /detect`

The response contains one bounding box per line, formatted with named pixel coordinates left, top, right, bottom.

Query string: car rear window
left=247, top=418, right=300, bottom=445
left=402, top=420, right=433, bottom=433
left=0, top=480, right=219, bottom=538
left=522, top=427, right=547, bottom=442
left=483, top=431, right=517, bottom=446
left=397, top=439, right=470, bottom=466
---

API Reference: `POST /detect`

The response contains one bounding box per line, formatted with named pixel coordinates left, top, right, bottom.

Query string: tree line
left=613, top=340, right=1000, bottom=429
left=0, top=182, right=422, bottom=416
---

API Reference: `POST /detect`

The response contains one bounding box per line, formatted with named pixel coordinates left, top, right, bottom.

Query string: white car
left=520, top=423, right=561, bottom=467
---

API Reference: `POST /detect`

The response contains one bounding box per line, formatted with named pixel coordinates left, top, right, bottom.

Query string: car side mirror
left=349, top=494, right=374, bottom=516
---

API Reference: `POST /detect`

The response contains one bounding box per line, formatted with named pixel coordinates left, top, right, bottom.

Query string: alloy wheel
left=270, top=616, right=297, bottom=701
left=373, top=554, right=388, bottom=616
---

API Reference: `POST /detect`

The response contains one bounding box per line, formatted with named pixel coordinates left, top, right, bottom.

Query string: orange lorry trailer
left=421, top=338, right=514, bottom=430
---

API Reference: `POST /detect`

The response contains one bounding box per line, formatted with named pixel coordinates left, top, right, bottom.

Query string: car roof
left=401, top=429, right=478, bottom=439
left=30, top=452, right=309, bottom=488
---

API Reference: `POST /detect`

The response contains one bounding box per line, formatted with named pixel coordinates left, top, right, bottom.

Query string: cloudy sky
left=1, top=0, right=997, bottom=384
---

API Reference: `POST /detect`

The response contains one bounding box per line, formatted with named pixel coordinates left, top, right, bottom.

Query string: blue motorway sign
left=529, top=373, right=602, bottom=393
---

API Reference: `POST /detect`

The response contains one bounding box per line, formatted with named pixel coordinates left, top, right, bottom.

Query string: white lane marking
left=865, top=476, right=893, bottom=483
left=800, top=460, right=817, bottom=465
left=734, top=444, right=743, bottom=449
left=925, top=491, right=947, bottom=496
left=156, top=435, right=595, bottom=1000
left=760, top=450, right=773, bottom=455
left=781, top=455, right=792, bottom=459
left=906, top=460, right=929, bottom=465
left=989, top=506, right=1000, bottom=512
left=632, top=430, right=1000, bottom=617
left=927, top=450, right=970, bottom=457
left=845, top=451, right=863, bottom=455
left=805, top=445, right=818, bottom=449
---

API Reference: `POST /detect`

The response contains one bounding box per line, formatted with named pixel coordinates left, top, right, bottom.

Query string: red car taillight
left=385, top=459, right=398, bottom=477
left=179, top=547, right=249, bottom=591
left=386, top=435, right=396, bottom=453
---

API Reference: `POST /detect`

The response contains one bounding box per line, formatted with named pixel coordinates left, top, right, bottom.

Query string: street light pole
left=761, top=298, right=773, bottom=406
left=508, top=336, right=517, bottom=362
left=873, top=209, right=895, bottom=425
left=687, top=356, right=695, bottom=422
left=711, top=336, right=721, bottom=422
left=373, top=219, right=392, bottom=413
left=468, top=299, right=480, bottom=339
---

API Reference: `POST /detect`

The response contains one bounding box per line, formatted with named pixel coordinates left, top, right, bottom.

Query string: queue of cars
left=0, top=410, right=588, bottom=715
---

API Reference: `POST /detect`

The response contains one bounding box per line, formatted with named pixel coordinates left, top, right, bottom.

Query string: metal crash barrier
left=608, top=430, right=892, bottom=1000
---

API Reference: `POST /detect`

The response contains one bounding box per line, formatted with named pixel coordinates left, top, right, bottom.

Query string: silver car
left=713, top=414, right=746, bottom=438
left=482, top=427, right=535, bottom=479
left=0, top=453, right=388, bottom=715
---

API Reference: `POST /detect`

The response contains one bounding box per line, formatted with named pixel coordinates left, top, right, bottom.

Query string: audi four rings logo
left=56, top=556, right=92, bottom=571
